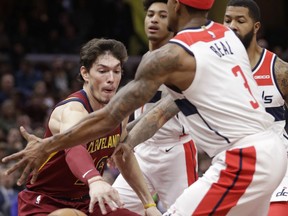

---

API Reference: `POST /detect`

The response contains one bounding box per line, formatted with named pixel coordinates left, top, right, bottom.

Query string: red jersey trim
left=173, top=22, right=229, bottom=45
left=253, top=49, right=275, bottom=86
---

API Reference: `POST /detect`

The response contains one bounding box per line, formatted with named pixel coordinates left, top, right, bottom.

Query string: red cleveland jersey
left=25, top=90, right=122, bottom=198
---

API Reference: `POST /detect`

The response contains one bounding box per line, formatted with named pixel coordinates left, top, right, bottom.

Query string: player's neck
left=149, top=36, right=173, bottom=51
left=180, top=16, right=208, bottom=31
left=246, top=40, right=263, bottom=69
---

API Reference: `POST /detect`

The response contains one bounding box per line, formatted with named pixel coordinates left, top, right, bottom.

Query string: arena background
left=0, top=1, right=287, bottom=215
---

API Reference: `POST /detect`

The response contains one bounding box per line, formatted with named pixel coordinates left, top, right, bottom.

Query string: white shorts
left=270, top=159, right=288, bottom=202
left=112, top=137, right=197, bottom=215
left=163, top=130, right=287, bottom=216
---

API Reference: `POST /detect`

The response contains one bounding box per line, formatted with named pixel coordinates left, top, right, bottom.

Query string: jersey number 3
left=232, top=65, right=259, bottom=109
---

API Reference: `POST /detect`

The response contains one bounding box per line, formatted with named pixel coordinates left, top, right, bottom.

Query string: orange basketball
left=48, top=208, right=87, bottom=216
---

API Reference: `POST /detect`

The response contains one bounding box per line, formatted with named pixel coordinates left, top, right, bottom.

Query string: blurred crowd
left=0, top=0, right=288, bottom=215
left=0, top=0, right=140, bottom=58
left=0, top=1, right=142, bottom=215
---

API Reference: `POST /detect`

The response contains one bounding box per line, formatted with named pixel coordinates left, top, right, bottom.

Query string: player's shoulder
left=274, top=56, right=288, bottom=98
left=142, top=43, right=186, bottom=71
left=274, top=56, right=288, bottom=75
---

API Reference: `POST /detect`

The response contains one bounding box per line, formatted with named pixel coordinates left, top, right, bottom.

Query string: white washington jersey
left=134, top=84, right=189, bottom=144
left=253, top=49, right=288, bottom=202
left=167, top=21, right=274, bottom=157
left=252, top=48, right=288, bottom=147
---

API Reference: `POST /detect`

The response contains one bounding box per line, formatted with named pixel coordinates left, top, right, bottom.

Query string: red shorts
left=18, top=190, right=140, bottom=216
left=268, top=202, right=288, bottom=216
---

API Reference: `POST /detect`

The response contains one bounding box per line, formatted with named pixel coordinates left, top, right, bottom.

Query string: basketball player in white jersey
left=2, top=0, right=287, bottom=215
left=112, top=1, right=197, bottom=215
left=224, top=0, right=288, bottom=215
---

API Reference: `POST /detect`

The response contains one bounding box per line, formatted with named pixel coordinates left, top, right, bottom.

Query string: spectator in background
left=258, top=38, right=269, bottom=49
left=0, top=99, right=18, bottom=134
left=6, top=128, right=24, bottom=153
left=16, top=114, right=32, bottom=135
left=0, top=165, right=19, bottom=216
left=21, top=79, right=55, bottom=126
left=59, top=21, right=81, bottom=53
left=50, top=58, right=69, bottom=95
left=22, top=92, right=50, bottom=128
left=9, top=18, right=31, bottom=70
left=14, top=59, right=42, bottom=98
left=0, top=142, right=7, bottom=160
left=0, top=21, right=10, bottom=53
left=109, top=0, right=134, bottom=52
left=0, top=73, right=16, bottom=105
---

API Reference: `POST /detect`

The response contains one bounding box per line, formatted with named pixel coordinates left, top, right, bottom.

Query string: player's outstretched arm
left=125, top=98, right=163, bottom=132
left=113, top=94, right=179, bottom=160
left=128, top=94, right=179, bottom=148
left=113, top=147, right=162, bottom=216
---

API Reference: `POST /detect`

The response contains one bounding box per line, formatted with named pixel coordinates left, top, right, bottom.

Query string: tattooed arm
left=274, top=57, right=288, bottom=104
left=125, top=95, right=179, bottom=149
left=125, top=99, right=162, bottom=132
left=126, top=87, right=171, bottom=132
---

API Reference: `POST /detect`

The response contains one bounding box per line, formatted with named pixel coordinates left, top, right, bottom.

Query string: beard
left=236, top=28, right=254, bottom=49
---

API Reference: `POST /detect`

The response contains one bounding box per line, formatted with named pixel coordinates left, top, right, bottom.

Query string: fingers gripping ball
left=48, top=208, right=87, bottom=216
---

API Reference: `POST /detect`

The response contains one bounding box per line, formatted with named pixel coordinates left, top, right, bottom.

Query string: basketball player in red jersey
left=15, top=38, right=150, bottom=215
left=2, top=0, right=287, bottom=215
left=224, top=1, right=288, bottom=215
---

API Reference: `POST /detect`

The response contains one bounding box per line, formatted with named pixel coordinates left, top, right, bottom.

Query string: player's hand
left=1, top=126, right=50, bottom=186
left=106, top=158, right=116, bottom=169
left=112, top=136, right=134, bottom=162
left=145, top=206, right=162, bottom=216
left=88, top=177, right=123, bottom=214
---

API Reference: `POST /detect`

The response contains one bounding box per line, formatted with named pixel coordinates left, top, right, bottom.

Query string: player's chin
left=101, top=96, right=112, bottom=105
left=101, top=93, right=114, bottom=103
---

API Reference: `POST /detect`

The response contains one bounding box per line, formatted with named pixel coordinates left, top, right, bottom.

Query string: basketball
left=48, top=208, right=87, bottom=216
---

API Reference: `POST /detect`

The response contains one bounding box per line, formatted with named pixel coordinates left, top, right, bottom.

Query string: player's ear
left=80, top=66, right=89, bottom=82
left=254, top=21, right=261, bottom=34
left=174, top=0, right=181, bottom=13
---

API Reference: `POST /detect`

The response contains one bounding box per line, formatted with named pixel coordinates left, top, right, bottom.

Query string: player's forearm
left=65, top=146, right=100, bottom=184
left=114, top=152, right=155, bottom=206
left=126, top=99, right=163, bottom=132
left=128, top=95, right=179, bottom=148
left=127, top=111, right=164, bottom=148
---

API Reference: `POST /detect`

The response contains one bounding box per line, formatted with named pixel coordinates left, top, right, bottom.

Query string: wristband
left=144, top=203, right=156, bottom=209
left=88, top=176, right=104, bottom=185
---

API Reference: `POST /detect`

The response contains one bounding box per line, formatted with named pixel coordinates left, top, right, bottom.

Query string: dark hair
left=227, top=0, right=261, bottom=22
left=80, top=38, right=128, bottom=71
left=77, top=38, right=128, bottom=83
left=143, top=0, right=167, bottom=11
